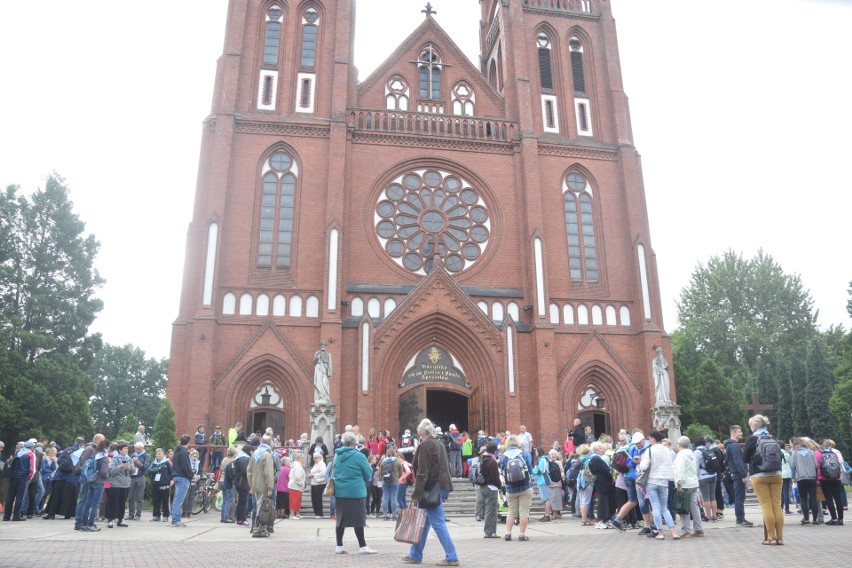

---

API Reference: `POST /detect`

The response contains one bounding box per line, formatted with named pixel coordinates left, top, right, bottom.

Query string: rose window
left=374, top=168, right=491, bottom=275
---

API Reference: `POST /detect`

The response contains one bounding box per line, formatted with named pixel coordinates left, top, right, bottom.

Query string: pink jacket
left=814, top=449, right=844, bottom=481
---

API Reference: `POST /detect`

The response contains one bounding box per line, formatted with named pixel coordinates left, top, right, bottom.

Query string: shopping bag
left=394, top=506, right=427, bottom=544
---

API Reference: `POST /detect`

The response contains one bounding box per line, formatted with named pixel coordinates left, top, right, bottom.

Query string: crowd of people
left=2, top=413, right=849, bottom=560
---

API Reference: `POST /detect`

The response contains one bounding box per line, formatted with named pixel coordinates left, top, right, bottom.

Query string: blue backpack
left=82, top=455, right=100, bottom=483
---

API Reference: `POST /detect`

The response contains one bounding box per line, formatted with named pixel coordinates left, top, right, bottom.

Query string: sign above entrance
left=401, top=346, right=469, bottom=388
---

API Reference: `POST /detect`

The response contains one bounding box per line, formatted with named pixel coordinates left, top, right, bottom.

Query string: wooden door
left=398, top=384, right=426, bottom=437
left=468, top=386, right=484, bottom=433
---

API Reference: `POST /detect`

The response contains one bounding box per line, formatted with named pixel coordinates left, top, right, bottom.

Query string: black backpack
left=381, top=458, right=395, bottom=481
left=57, top=448, right=75, bottom=473
left=566, top=460, right=582, bottom=488
left=548, top=460, right=562, bottom=483
left=819, top=450, right=842, bottom=480
left=752, top=434, right=782, bottom=473
left=1, top=456, right=18, bottom=478
left=700, top=447, right=722, bottom=474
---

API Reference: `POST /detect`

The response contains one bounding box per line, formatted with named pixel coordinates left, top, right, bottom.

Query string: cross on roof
left=739, top=392, right=773, bottom=414
left=422, top=2, right=437, bottom=18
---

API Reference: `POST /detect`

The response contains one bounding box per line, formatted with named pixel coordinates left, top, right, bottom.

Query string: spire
left=422, top=2, right=437, bottom=18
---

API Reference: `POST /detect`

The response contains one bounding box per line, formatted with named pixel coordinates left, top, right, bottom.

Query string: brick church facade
left=167, top=0, right=673, bottom=446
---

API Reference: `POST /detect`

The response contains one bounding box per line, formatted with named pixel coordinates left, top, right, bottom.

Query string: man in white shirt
left=517, top=425, right=533, bottom=453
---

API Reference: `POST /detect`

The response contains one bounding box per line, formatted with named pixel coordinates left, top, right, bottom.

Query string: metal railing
left=349, top=109, right=516, bottom=142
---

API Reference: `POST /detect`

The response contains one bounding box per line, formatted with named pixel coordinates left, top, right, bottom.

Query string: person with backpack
left=589, top=442, right=615, bottom=530
left=397, top=456, right=414, bottom=511
left=3, top=441, right=35, bottom=522
left=742, top=414, right=784, bottom=545
left=475, top=442, right=502, bottom=538
left=498, top=434, right=533, bottom=541
left=814, top=439, right=845, bottom=526
left=546, top=449, right=565, bottom=519
left=637, top=431, right=680, bottom=540
left=74, top=436, right=109, bottom=532
left=531, top=446, right=554, bottom=522
left=607, top=431, right=652, bottom=533
left=694, top=436, right=720, bottom=524
left=446, top=424, right=463, bottom=479
left=378, top=447, right=403, bottom=520
left=791, top=437, right=819, bottom=525
left=219, top=447, right=239, bottom=523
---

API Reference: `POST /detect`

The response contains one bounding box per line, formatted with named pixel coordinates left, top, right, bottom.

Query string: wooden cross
left=422, top=2, right=437, bottom=18
left=739, top=392, right=773, bottom=414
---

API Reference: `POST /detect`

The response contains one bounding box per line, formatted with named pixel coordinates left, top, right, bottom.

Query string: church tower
left=167, top=0, right=672, bottom=445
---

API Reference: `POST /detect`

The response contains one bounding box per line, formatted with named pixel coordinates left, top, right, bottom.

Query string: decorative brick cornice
left=235, top=121, right=330, bottom=138
left=538, top=144, right=618, bottom=161
left=375, top=268, right=503, bottom=351
left=212, top=320, right=312, bottom=388
left=353, top=132, right=515, bottom=155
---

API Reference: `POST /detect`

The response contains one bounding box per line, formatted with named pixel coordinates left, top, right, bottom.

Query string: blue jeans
left=220, top=487, right=235, bottom=521
left=75, top=478, right=89, bottom=525
left=733, top=476, right=746, bottom=522
left=781, top=478, right=791, bottom=512
left=83, top=483, right=104, bottom=527
left=409, top=491, right=458, bottom=563
left=381, top=482, right=398, bottom=516
left=645, top=482, right=675, bottom=530
left=171, top=477, right=190, bottom=524
left=397, top=483, right=408, bottom=510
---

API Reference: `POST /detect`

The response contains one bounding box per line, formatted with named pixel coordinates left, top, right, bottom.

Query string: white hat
left=631, top=432, right=645, bottom=444
left=449, top=424, right=456, bottom=430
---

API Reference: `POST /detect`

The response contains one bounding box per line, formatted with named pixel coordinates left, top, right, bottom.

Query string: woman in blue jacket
left=332, top=431, right=377, bottom=555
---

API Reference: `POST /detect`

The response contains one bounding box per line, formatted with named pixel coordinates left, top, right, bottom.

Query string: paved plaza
left=0, top=501, right=845, bottom=568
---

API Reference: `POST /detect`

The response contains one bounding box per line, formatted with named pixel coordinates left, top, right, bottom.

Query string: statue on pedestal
left=313, top=340, right=332, bottom=403
left=652, top=346, right=672, bottom=406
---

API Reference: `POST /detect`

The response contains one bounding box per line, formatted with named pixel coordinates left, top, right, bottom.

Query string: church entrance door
left=248, top=409, right=284, bottom=438
left=426, top=389, right=468, bottom=434
left=578, top=410, right=610, bottom=440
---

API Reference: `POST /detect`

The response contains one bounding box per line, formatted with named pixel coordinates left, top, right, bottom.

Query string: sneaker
left=107, top=521, right=114, bottom=528
left=693, top=531, right=705, bottom=537
left=358, top=547, right=377, bottom=555
left=436, top=561, right=459, bottom=566
left=170, top=521, right=186, bottom=527
left=252, top=530, right=269, bottom=538
left=86, top=525, right=101, bottom=532
left=608, top=517, right=626, bottom=532
left=595, top=521, right=608, bottom=529
left=402, top=555, right=422, bottom=564
left=292, top=515, right=302, bottom=520
left=518, top=534, right=529, bottom=541
left=638, top=527, right=652, bottom=536
left=826, top=519, right=839, bottom=525
left=736, top=520, right=754, bottom=527
left=503, top=534, right=512, bottom=541
left=539, top=515, right=551, bottom=522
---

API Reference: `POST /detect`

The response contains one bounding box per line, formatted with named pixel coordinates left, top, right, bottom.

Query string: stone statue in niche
left=652, top=345, right=672, bottom=406
left=313, top=340, right=332, bottom=403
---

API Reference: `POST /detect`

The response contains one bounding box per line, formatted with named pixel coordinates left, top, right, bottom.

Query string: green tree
left=677, top=250, right=817, bottom=392
left=828, top=361, right=852, bottom=457
left=773, top=355, right=793, bottom=443
left=683, top=423, right=713, bottom=442
left=689, top=358, right=743, bottom=434
left=88, top=343, right=168, bottom=440
left=0, top=176, right=103, bottom=446
left=671, top=330, right=703, bottom=425
left=805, top=338, right=837, bottom=441
left=151, top=398, right=177, bottom=451
left=790, top=355, right=810, bottom=437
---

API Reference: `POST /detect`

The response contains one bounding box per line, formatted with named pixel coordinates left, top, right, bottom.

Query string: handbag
left=323, top=477, right=334, bottom=496
left=636, top=447, right=652, bottom=488
left=418, top=482, right=441, bottom=508
left=394, top=506, right=427, bottom=544
left=673, top=489, right=691, bottom=514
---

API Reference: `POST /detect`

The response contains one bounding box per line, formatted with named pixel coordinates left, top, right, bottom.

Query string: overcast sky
left=1, top=0, right=849, bottom=361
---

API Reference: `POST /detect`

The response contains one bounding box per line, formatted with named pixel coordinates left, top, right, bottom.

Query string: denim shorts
left=538, top=484, right=550, bottom=502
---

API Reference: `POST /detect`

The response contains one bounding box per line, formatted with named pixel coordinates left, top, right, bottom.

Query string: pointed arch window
left=386, top=77, right=409, bottom=110
left=300, top=9, right=319, bottom=69
left=537, top=33, right=553, bottom=90
left=258, top=150, right=299, bottom=269
left=569, top=38, right=586, bottom=94
left=263, top=5, right=284, bottom=67
left=563, top=172, right=598, bottom=282
left=417, top=45, right=443, bottom=101
left=452, top=82, right=475, bottom=116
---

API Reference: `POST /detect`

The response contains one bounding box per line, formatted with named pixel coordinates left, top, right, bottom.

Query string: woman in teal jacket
left=332, top=432, right=377, bottom=555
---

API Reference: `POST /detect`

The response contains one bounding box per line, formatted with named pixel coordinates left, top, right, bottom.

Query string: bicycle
left=191, top=474, right=220, bottom=514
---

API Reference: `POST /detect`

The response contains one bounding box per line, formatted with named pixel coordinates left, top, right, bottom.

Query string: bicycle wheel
left=191, top=490, right=208, bottom=515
